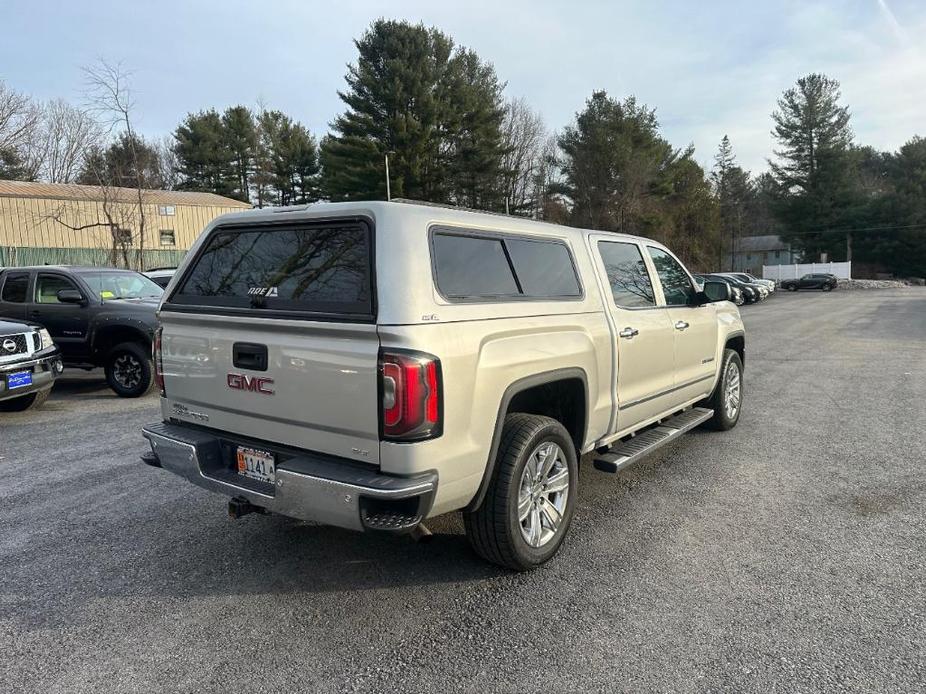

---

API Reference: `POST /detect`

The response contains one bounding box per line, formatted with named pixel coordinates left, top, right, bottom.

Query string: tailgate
left=159, top=312, right=381, bottom=463
left=158, top=217, right=381, bottom=464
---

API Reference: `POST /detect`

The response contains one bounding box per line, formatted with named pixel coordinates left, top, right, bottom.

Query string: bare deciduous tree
left=0, top=80, right=42, bottom=177
left=499, top=98, right=550, bottom=218
left=34, top=99, right=101, bottom=183
left=81, top=60, right=149, bottom=268
left=153, top=134, right=181, bottom=190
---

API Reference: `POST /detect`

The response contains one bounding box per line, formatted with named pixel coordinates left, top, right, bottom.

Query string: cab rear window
left=169, top=221, right=373, bottom=318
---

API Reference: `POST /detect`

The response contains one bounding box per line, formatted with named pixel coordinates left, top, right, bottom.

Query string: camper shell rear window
left=167, top=219, right=374, bottom=320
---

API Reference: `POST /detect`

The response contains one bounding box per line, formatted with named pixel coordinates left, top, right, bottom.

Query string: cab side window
left=35, top=274, right=79, bottom=304
left=647, top=247, right=695, bottom=306
left=597, top=241, right=656, bottom=308
left=1, top=273, right=29, bottom=303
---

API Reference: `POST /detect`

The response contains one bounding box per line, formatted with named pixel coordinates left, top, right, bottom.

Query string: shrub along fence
left=0, top=246, right=187, bottom=270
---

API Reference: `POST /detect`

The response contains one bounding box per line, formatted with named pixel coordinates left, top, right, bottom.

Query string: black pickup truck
left=0, top=266, right=162, bottom=397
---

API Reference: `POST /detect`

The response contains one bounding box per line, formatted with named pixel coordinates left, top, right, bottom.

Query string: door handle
left=233, top=342, right=268, bottom=371
left=619, top=327, right=639, bottom=339
left=675, top=320, right=689, bottom=331
left=29, top=310, right=40, bottom=317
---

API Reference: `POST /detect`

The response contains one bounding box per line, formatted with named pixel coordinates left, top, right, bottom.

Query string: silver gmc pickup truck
left=142, top=201, right=745, bottom=570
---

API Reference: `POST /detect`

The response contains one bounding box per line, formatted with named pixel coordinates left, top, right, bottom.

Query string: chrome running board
left=593, top=407, right=713, bottom=474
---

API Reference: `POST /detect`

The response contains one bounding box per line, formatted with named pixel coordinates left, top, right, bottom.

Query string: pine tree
left=769, top=74, right=856, bottom=261
left=320, top=19, right=506, bottom=207
left=256, top=110, right=320, bottom=206
left=173, top=109, right=232, bottom=196
left=444, top=48, right=507, bottom=209
left=556, top=91, right=678, bottom=232
left=710, top=136, right=754, bottom=269
left=857, top=137, right=926, bottom=276
left=77, top=132, right=163, bottom=189
left=221, top=106, right=257, bottom=203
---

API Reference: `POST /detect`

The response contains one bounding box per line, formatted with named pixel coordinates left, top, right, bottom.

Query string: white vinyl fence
left=762, top=261, right=852, bottom=281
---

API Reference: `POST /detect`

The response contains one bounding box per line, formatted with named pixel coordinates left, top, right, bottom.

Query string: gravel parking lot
left=2, top=289, right=924, bottom=693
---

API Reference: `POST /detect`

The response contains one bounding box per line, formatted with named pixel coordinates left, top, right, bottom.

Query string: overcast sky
left=2, top=0, right=923, bottom=173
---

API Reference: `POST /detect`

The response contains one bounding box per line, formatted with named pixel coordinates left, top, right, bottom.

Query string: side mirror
left=701, top=280, right=731, bottom=303
left=57, top=288, right=86, bottom=305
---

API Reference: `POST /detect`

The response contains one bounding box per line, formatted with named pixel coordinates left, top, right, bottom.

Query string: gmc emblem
left=227, top=373, right=275, bottom=395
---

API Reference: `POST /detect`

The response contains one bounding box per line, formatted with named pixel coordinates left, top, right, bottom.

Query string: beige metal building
left=0, top=180, right=251, bottom=268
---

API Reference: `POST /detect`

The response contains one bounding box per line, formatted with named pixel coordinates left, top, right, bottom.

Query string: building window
left=158, top=205, right=176, bottom=216
left=775, top=250, right=781, bottom=259
left=746, top=253, right=752, bottom=261
left=114, top=228, right=132, bottom=243
left=159, top=229, right=176, bottom=247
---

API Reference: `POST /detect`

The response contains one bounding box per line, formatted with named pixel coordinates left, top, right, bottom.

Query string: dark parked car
left=703, top=273, right=761, bottom=303
left=0, top=266, right=162, bottom=397
left=780, top=273, right=838, bottom=291
left=0, top=317, right=63, bottom=411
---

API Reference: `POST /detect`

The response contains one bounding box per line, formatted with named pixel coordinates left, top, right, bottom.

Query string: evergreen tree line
left=1, top=19, right=923, bottom=275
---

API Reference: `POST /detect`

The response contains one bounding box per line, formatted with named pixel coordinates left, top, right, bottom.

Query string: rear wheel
left=464, top=414, right=577, bottom=571
left=822, top=283, right=833, bottom=292
left=700, top=348, right=743, bottom=431
left=105, top=342, right=154, bottom=398
left=0, top=388, right=50, bottom=412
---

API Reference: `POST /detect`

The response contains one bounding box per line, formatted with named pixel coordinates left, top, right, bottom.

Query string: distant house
left=733, top=235, right=796, bottom=274
left=0, top=180, right=251, bottom=269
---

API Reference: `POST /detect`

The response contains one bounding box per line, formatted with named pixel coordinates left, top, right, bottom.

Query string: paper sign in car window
left=100, top=290, right=115, bottom=299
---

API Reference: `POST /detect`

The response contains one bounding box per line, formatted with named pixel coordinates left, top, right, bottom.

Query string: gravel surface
left=1, top=289, right=924, bottom=693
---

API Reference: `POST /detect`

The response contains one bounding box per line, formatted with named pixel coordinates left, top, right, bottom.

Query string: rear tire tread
left=464, top=413, right=575, bottom=571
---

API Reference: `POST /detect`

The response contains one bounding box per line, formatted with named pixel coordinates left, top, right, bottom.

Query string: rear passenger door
left=645, top=247, right=718, bottom=402
left=591, top=237, right=676, bottom=433
left=0, top=271, right=30, bottom=321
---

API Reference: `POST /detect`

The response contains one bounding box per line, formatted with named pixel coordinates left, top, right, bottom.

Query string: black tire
left=699, top=348, right=744, bottom=431
left=464, top=414, right=578, bottom=571
left=0, top=388, right=50, bottom=412
left=822, top=283, right=833, bottom=292
left=787, top=284, right=798, bottom=291
left=105, top=341, right=154, bottom=398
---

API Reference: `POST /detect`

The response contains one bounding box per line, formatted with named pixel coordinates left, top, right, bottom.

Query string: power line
left=771, top=222, right=926, bottom=237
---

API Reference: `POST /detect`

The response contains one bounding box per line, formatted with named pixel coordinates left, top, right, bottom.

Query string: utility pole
left=384, top=153, right=391, bottom=201
left=846, top=232, right=852, bottom=262
left=730, top=227, right=735, bottom=271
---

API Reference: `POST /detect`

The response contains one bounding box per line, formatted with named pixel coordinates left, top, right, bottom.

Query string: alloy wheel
left=113, top=353, right=142, bottom=390
left=518, top=441, right=570, bottom=548
left=723, top=360, right=741, bottom=420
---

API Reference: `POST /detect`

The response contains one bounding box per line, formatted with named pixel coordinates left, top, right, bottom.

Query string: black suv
left=0, top=266, right=162, bottom=397
left=780, top=273, right=838, bottom=291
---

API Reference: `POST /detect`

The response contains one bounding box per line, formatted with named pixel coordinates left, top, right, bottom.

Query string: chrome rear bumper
left=141, top=421, right=437, bottom=532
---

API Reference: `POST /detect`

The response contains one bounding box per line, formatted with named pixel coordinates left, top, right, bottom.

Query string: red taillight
left=379, top=349, right=442, bottom=441
left=153, top=327, right=165, bottom=396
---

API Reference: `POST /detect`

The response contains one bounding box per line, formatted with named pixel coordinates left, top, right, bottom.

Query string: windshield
left=80, top=271, right=164, bottom=300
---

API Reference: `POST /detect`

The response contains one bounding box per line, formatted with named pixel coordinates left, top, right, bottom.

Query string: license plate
left=236, top=446, right=275, bottom=484
left=7, top=371, right=32, bottom=390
